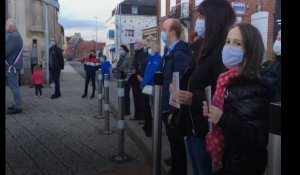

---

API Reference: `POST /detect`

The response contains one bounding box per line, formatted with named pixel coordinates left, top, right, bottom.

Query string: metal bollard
left=112, top=79, right=128, bottom=162
left=152, top=72, right=163, bottom=175
left=267, top=102, right=281, bottom=175
left=103, top=74, right=112, bottom=134
left=95, top=69, right=104, bottom=119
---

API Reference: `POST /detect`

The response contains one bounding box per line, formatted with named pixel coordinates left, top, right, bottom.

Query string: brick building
left=157, top=0, right=281, bottom=60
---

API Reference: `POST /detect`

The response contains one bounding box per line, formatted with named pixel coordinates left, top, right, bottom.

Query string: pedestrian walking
left=5, top=18, right=24, bottom=115
left=31, top=65, right=44, bottom=97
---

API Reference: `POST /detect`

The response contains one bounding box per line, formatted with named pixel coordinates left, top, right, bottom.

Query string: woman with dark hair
left=117, top=44, right=133, bottom=115
left=173, top=0, right=236, bottom=174
left=203, top=23, right=269, bottom=175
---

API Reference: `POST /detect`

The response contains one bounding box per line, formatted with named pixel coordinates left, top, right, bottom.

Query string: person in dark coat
left=203, top=23, right=270, bottom=175
left=127, top=39, right=148, bottom=121
left=160, top=18, right=192, bottom=175
left=175, top=0, right=236, bottom=174
left=49, top=37, right=64, bottom=99
left=81, top=50, right=100, bottom=99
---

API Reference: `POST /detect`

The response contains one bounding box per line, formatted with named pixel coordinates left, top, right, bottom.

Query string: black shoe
left=129, top=118, right=141, bottom=121
left=51, top=94, right=60, bottom=99
left=90, top=94, right=95, bottom=99
left=6, top=108, right=22, bottom=115
left=8, top=106, right=15, bottom=111
left=144, top=130, right=152, bottom=137
left=165, top=157, right=172, bottom=166
left=82, top=94, right=87, bottom=98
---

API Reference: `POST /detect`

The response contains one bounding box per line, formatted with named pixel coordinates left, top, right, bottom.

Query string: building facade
left=104, top=0, right=157, bottom=63
left=158, top=0, right=279, bottom=60
left=7, top=0, right=64, bottom=83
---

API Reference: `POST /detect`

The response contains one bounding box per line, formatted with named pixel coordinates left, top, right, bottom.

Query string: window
left=125, top=30, right=134, bottom=37
left=170, top=0, right=176, bottom=10
left=161, top=0, right=166, bottom=17
left=195, top=0, right=204, bottom=7
left=132, top=6, right=138, bottom=15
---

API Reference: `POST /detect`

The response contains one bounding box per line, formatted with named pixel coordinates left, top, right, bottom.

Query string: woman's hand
left=137, top=75, right=143, bottom=82
left=176, top=90, right=193, bottom=105
left=167, top=114, right=173, bottom=125
left=203, top=101, right=223, bottom=124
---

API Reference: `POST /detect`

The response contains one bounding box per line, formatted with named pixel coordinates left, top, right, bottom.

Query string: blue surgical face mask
left=119, top=50, right=126, bottom=56
left=195, top=19, right=205, bottom=38
left=134, top=44, right=138, bottom=51
left=222, top=45, right=244, bottom=69
left=161, top=32, right=168, bottom=44
left=143, top=47, right=148, bottom=53
left=273, top=40, right=281, bottom=56
left=148, top=48, right=155, bottom=56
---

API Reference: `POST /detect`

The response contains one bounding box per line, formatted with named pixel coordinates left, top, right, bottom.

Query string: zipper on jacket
left=188, top=77, right=196, bottom=136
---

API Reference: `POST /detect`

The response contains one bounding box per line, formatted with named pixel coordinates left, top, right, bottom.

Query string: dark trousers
left=131, top=78, right=143, bottom=119
left=31, top=63, right=37, bottom=74
left=35, top=85, right=42, bottom=96
left=84, top=72, right=96, bottom=95
left=162, top=113, right=187, bottom=175
left=141, top=94, right=152, bottom=131
left=52, top=68, right=61, bottom=95
left=124, top=81, right=131, bottom=115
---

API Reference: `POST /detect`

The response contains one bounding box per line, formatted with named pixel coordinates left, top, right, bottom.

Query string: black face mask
left=33, top=40, right=37, bottom=44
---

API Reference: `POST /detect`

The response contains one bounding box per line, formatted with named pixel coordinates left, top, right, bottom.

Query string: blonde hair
left=149, top=41, right=160, bottom=54
left=34, top=65, right=41, bottom=72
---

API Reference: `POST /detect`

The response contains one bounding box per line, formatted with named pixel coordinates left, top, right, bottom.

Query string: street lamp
left=94, top=16, right=98, bottom=55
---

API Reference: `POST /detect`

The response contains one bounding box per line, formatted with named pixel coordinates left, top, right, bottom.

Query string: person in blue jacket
left=140, top=41, right=162, bottom=89
left=140, top=41, right=162, bottom=137
left=101, top=55, right=111, bottom=84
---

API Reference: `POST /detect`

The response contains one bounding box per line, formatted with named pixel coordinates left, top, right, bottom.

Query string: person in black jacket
left=128, top=39, right=148, bottom=121
left=49, top=37, right=64, bottom=99
left=160, top=18, right=192, bottom=175
left=175, top=0, right=236, bottom=174
left=203, top=23, right=270, bottom=175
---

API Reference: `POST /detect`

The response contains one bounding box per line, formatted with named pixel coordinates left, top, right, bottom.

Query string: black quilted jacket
left=216, top=76, right=270, bottom=175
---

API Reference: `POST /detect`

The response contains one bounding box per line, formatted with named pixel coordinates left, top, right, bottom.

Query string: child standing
left=31, top=65, right=44, bottom=97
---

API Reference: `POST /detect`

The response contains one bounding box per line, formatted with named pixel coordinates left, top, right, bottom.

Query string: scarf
left=206, top=67, right=240, bottom=172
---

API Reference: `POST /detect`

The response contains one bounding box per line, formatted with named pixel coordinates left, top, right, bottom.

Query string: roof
left=67, top=33, right=83, bottom=48
left=77, top=41, right=106, bottom=51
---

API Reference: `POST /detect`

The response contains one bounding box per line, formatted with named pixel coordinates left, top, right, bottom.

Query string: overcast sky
left=58, top=0, right=122, bottom=42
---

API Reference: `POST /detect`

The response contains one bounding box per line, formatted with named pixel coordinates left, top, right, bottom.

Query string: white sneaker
left=35, top=95, right=38, bottom=98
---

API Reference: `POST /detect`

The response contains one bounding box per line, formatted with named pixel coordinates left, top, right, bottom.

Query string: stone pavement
left=69, top=61, right=193, bottom=175
left=5, top=62, right=150, bottom=175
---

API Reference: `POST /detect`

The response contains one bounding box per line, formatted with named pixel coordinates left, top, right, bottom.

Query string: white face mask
left=273, top=40, right=281, bottom=56
left=148, top=48, right=155, bottom=56
left=50, top=41, right=56, bottom=46
left=195, top=19, right=205, bottom=38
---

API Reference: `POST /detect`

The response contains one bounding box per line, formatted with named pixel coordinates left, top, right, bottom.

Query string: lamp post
left=94, top=16, right=98, bottom=54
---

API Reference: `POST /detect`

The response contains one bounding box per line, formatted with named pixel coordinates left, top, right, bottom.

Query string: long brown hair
left=197, top=0, right=236, bottom=63
left=230, top=23, right=265, bottom=78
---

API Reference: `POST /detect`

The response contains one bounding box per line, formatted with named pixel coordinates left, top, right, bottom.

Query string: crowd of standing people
left=5, top=0, right=281, bottom=174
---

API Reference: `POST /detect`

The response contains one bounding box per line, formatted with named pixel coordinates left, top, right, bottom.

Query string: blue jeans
left=6, top=71, right=22, bottom=109
left=52, top=68, right=61, bottom=95
left=187, top=136, right=212, bottom=175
